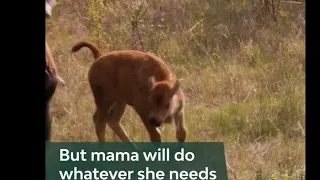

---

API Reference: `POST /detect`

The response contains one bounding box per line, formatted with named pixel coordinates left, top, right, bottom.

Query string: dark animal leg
left=45, top=69, right=58, bottom=141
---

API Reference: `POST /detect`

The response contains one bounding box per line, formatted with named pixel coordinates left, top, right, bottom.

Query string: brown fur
left=71, top=41, right=187, bottom=142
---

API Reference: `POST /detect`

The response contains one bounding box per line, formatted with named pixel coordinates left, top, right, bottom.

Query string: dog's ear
left=169, top=79, right=180, bottom=97
left=148, top=76, right=156, bottom=90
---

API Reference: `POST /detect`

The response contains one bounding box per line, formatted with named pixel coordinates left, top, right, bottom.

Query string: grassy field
left=46, top=0, right=305, bottom=179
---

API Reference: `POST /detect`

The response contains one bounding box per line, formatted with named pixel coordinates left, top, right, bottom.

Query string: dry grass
left=46, top=0, right=305, bottom=179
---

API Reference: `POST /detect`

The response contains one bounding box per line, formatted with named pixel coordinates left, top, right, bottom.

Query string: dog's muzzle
left=149, top=118, right=162, bottom=127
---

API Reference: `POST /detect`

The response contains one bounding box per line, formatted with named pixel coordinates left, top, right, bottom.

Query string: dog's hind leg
left=174, top=110, right=187, bottom=142
left=93, top=109, right=108, bottom=142
left=107, top=102, right=133, bottom=142
left=91, top=86, right=116, bottom=142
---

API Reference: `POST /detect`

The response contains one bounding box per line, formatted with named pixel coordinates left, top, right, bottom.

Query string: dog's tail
left=71, top=41, right=102, bottom=59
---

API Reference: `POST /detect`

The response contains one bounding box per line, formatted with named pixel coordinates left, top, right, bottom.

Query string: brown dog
left=71, top=41, right=187, bottom=142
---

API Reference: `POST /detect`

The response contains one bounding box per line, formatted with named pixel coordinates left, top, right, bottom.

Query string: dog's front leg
left=107, top=102, right=133, bottom=142
left=108, top=121, right=132, bottom=142
left=142, top=120, right=162, bottom=142
left=174, top=110, right=187, bottom=142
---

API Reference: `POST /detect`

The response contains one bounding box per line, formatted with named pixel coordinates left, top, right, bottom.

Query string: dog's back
left=71, top=41, right=172, bottom=78
left=72, top=41, right=176, bottom=105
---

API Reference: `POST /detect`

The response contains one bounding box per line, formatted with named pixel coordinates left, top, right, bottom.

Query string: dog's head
left=147, top=76, right=181, bottom=127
